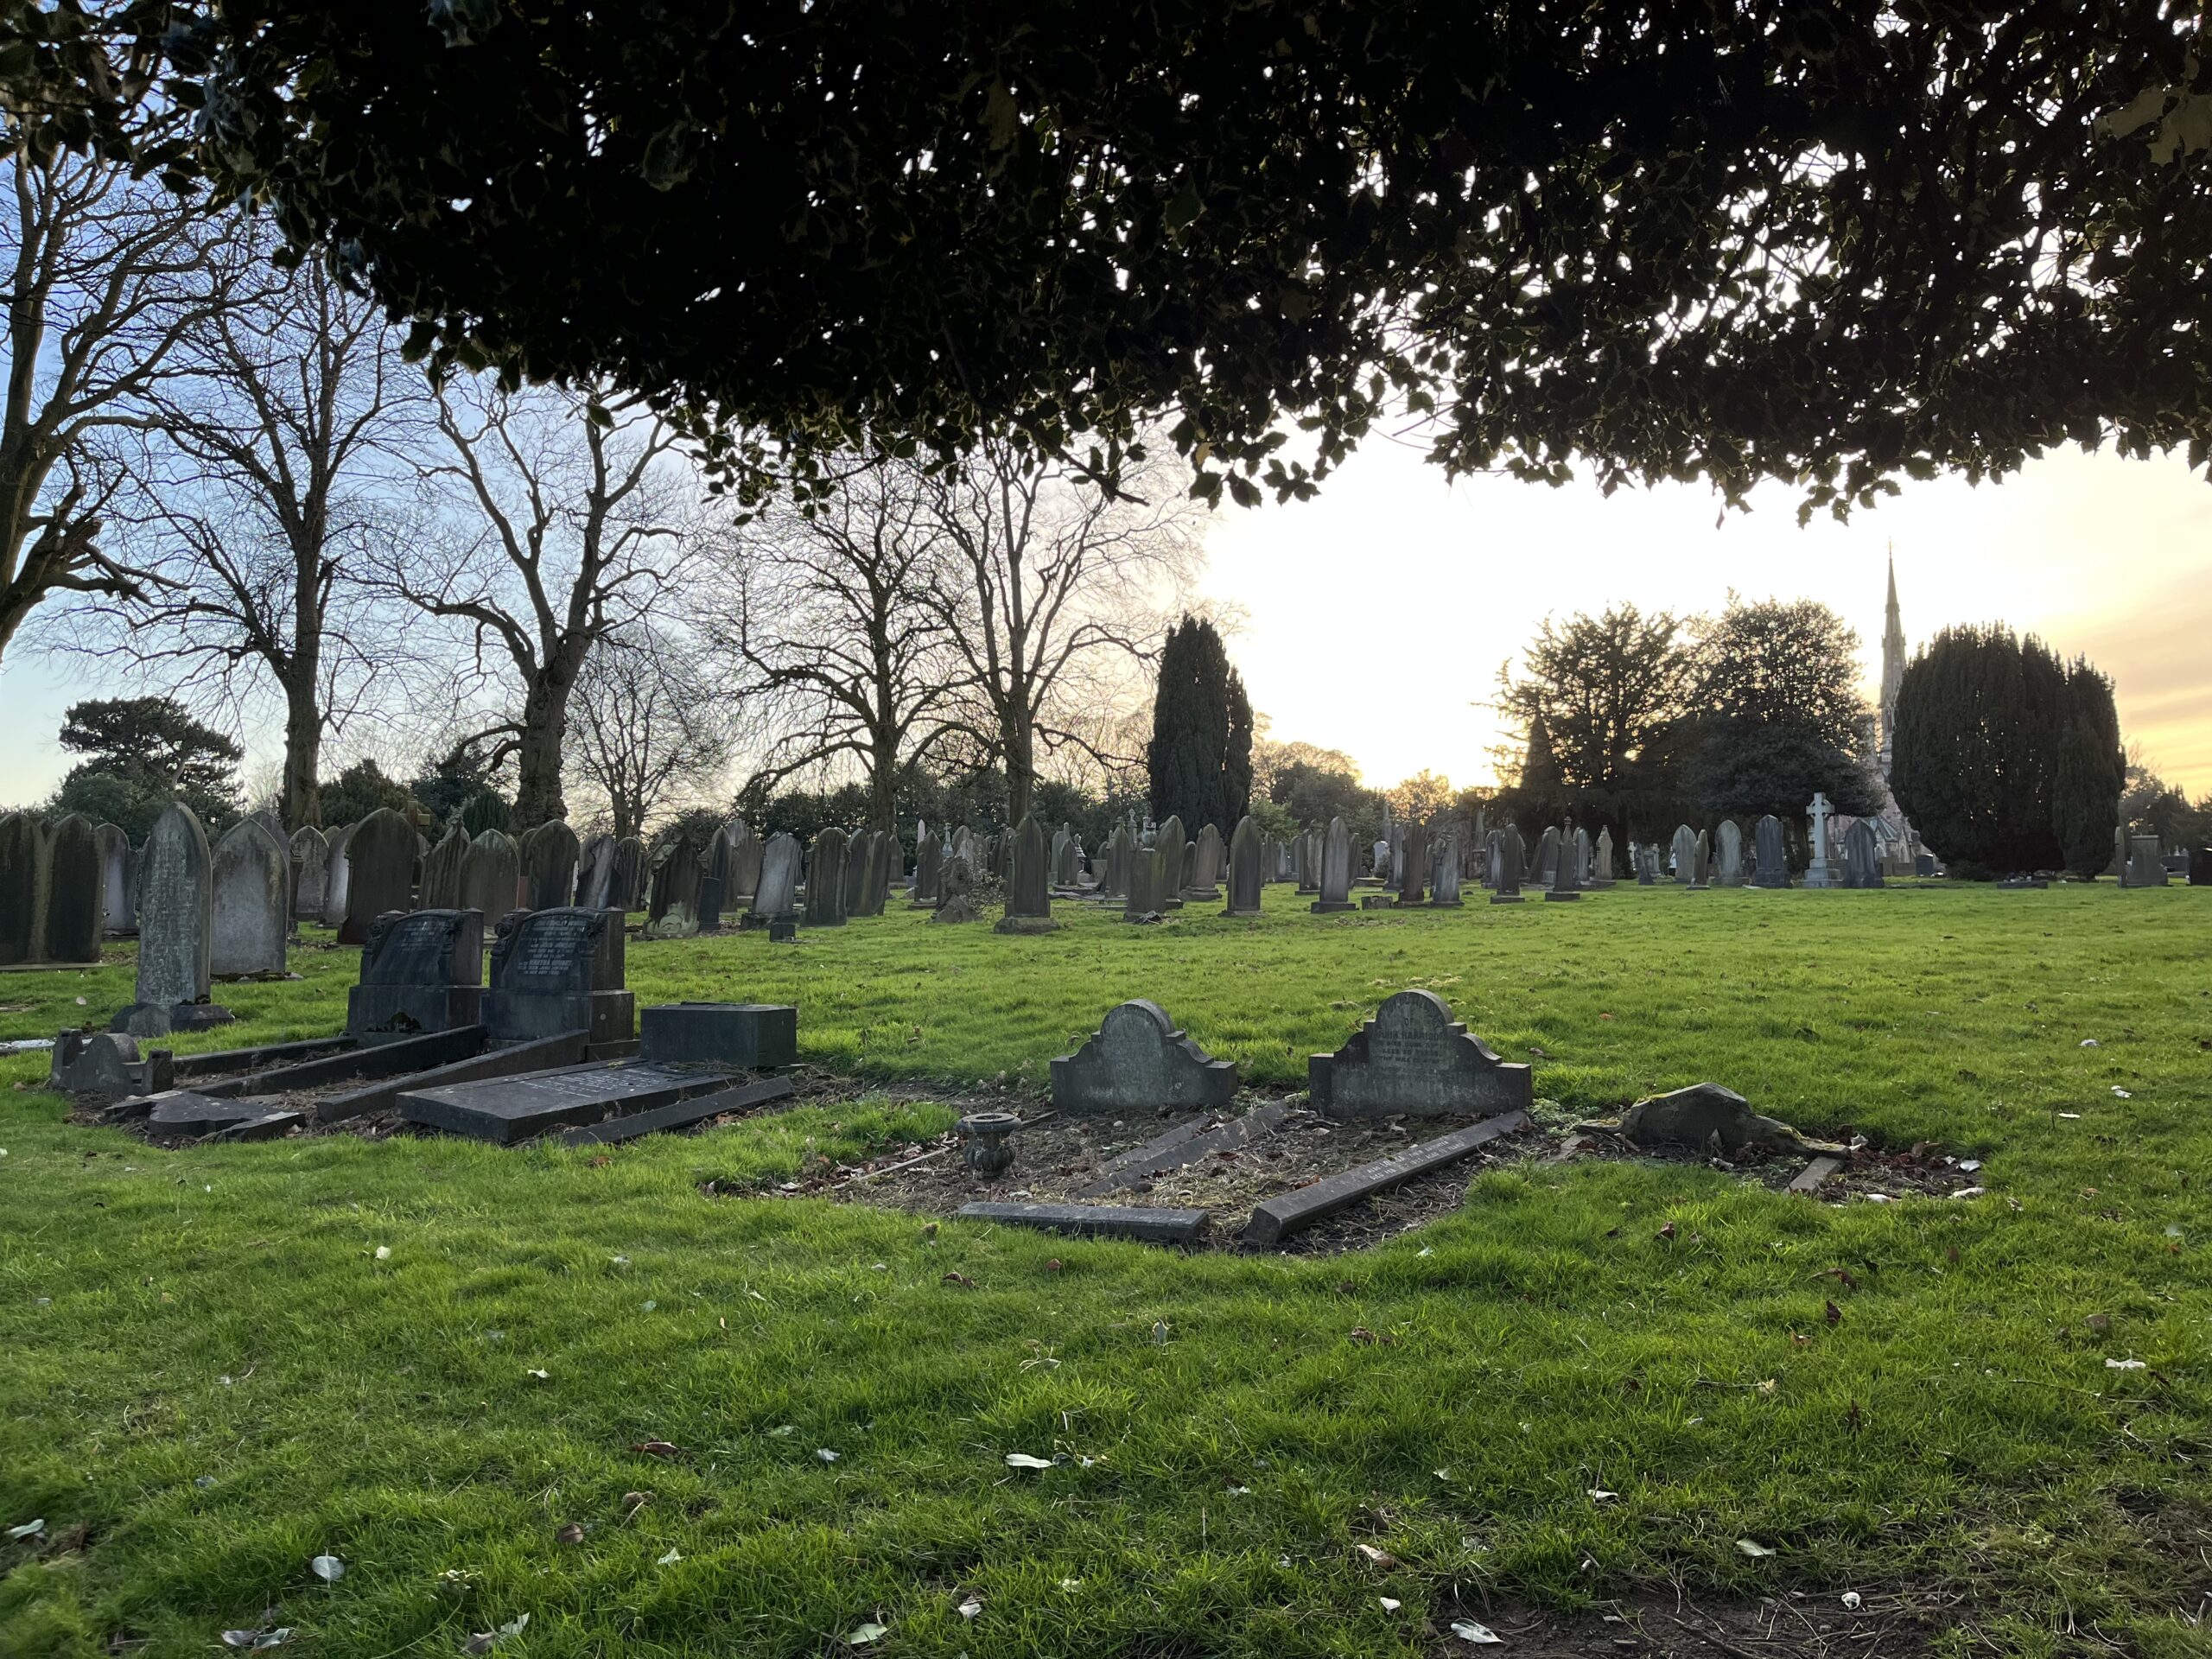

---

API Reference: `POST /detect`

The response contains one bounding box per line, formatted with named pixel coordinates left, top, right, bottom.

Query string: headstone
left=1694, top=828, right=1712, bottom=886
left=420, top=826, right=468, bottom=909
left=1714, top=820, right=1746, bottom=887
left=802, top=829, right=849, bottom=927
left=1311, top=816, right=1355, bottom=912
left=113, top=804, right=230, bottom=1036
left=1154, top=815, right=1187, bottom=910
left=1751, top=815, right=1791, bottom=887
left=0, top=811, right=47, bottom=964
left=287, top=826, right=328, bottom=922
left=639, top=1001, right=798, bottom=1069
left=911, top=831, right=944, bottom=907
left=997, top=814, right=1057, bottom=931
left=41, top=813, right=102, bottom=963
left=340, top=809, right=416, bottom=944
left=1224, top=816, right=1262, bottom=917
left=728, top=824, right=763, bottom=904
left=209, top=817, right=290, bottom=977
left=611, top=836, right=648, bottom=910
left=1530, top=825, right=1558, bottom=887
left=48, top=1029, right=172, bottom=1100
left=1122, top=837, right=1163, bottom=921
left=1669, top=824, right=1700, bottom=887
left=575, top=835, right=615, bottom=907
left=1432, top=837, right=1464, bottom=906
left=520, top=820, right=581, bottom=912
left=857, top=831, right=892, bottom=916
left=839, top=830, right=872, bottom=916
left=95, top=822, right=132, bottom=936
left=1295, top=829, right=1319, bottom=894
left=1843, top=818, right=1885, bottom=888
left=1802, top=792, right=1838, bottom=888
left=319, top=823, right=354, bottom=929
left=1490, top=826, right=1527, bottom=903
left=484, top=906, right=633, bottom=1046
left=1051, top=999, right=1237, bottom=1112
left=1398, top=822, right=1429, bottom=906
left=1308, top=989, right=1534, bottom=1119
left=1372, top=837, right=1391, bottom=883
left=1186, top=823, right=1224, bottom=900
left=460, top=827, right=523, bottom=926
left=648, top=836, right=706, bottom=936
left=1592, top=826, right=1616, bottom=887
left=2189, top=847, right=2212, bottom=886
left=2126, top=834, right=2168, bottom=887
left=346, top=908, right=486, bottom=1042
left=1544, top=822, right=1582, bottom=902
left=749, top=833, right=803, bottom=924
left=932, top=854, right=983, bottom=924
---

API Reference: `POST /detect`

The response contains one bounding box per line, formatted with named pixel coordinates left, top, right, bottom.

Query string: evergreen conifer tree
left=1221, top=670, right=1254, bottom=829
left=1146, top=617, right=1239, bottom=834
left=2051, top=660, right=2126, bottom=877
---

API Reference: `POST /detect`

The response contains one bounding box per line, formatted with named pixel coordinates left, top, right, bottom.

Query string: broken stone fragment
left=1610, top=1083, right=1846, bottom=1156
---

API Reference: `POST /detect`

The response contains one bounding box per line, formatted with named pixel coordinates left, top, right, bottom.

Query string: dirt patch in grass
left=1440, top=1588, right=1948, bottom=1656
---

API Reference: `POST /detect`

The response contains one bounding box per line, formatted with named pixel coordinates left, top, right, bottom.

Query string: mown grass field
left=3, top=881, right=2209, bottom=1656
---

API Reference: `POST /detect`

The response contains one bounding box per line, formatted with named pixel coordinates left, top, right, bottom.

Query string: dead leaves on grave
left=629, top=1440, right=682, bottom=1459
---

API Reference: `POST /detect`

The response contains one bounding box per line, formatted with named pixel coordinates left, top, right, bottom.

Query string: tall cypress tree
left=2051, top=659, right=2125, bottom=877
left=1147, top=616, right=1243, bottom=833
left=1221, top=669, right=1254, bottom=827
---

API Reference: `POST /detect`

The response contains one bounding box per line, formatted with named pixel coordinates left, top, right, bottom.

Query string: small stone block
left=1360, top=895, right=1395, bottom=909
left=955, top=1201, right=1211, bottom=1245
left=1241, top=1109, right=1530, bottom=1247
left=1488, top=893, right=1525, bottom=906
left=1787, top=1155, right=1845, bottom=1194
left=1308, top=900, right=1356, bottom=913
left=48, top=1031, right=172, bottom=1100
left=639, top=1002, right=797, bottom=1069
left=1541, top=890, right=1582, bottom=902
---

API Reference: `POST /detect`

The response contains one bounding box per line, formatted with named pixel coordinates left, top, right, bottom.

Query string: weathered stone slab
left=144, top=1090, right=280, bottom=1136
left=1787, top=1155, right=1845, bottom=1194
left=1308, top=990, right=1533, bottom=1119
left=639, top=1001, right=797, bottom=1069
left=1051, top=1000, right=1236, bottom=1113
left=955, top=1201, right=1211, bottom=1245
left=1073, top=1103, right=1288, bottom=1198
left=1241, top=1109, right=1531, bottom=1247
left=558, top=1075, right=796, bottom=1146
left=346, top=909, right=485, bottom=1042
left=399, top=1060, right=737, bottom=1144
left=316, top=1029, right=585, bottom=1122
left=210, top=1109, right=305, bottom=1141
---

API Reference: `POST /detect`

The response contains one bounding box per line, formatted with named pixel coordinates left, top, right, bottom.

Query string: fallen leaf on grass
left=1452, top=1619, right=1503, bottom=1643
left=1818, top=1267, right=1860, bottom=1291
left=942, top=1271, right=975, bottom=1288
left=632, top=1440, right=682, bottom=1459
left=1004, top=1452, right=1056, bottom=1470
left=1348, top=1326, right=1396, bottom=1346
left=1354, top=1543, right=1397, bottom=1569
left=1825, top=1301, right=1843, bottom=1326
left=1735, top=1539, right=1776, bottom=1558
left=845, top=1622, right=888, bottom=1646
left=308, top=1555, right=344, bottom=1583
left=1044, top=1259, right=1062, bottom=1273
left=220, top=1628, right=294, bottom=1649
left=5, top=1519, right=43, bottom=1541
left=1657, top=1222, right=1676, bottom=1242
left=620, top=1491, right=652, bottom=1516
left=657, top=1548, right=682, bottom=1566
left=555, top=1522, right=584, bottom=1545
left=463, top=1614, right=530, bottom=1654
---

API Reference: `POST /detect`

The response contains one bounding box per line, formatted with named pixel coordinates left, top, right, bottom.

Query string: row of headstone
left=0, top=811, right=111, bottom=965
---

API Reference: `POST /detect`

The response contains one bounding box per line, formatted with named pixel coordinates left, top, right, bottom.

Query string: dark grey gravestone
left=1491, top=825, right=1526, bottom=903
left=955, top=1201, right=1210, bottom=1245
left=114, top=804, right=231, bottom=1037
left=1052, top=999, right=1236, bottom=1113
left=1186, top=823, right=1223, bottom=900
left=42, top=813, right=102, bottom=963
left=997, top=814, right=1057, bottom=931
left=575, top=834, right=614, bottom=908
left=1308, top=989, right=1534, bottom=1119
left=340, top=810, right=416, bottom=944
left=611, top=836, right=648, bottom=909
left=421, top=825, right=468, bottom=909
left=861, top=831, right=892, bottom=914
left=1544, top=822, right=1582, bottom=902
left=318, top=823, right=354, bottom=928
left=841, top=830, right=873, bottom=916
left=49, top=1030, right=172, bottom=1099
left=1398, top=822, right=1429, bottom=907
left=484, top=906, right=632, bottom=1046
left=728, top=823, right=762, bottom=906
left=1154, top=815, right=1186, bottom=910
left=702, top=827, right=735, bottom=929
left=460, top=827, right=522, bottom=927
left=400, top=1060, right=734, bottom=1144
left=1224, top=815, right=1262, bottom=916
left=1843, top=818, right=1885, bottom=888
left=95, top=821, right=132, bottom=937
left=802, top=828, right=849, bottom=927
left=748, top=833, right=802, bottom=924
left=0, top=811, right=48, bottom=964
left=346, top=908, right=486, bottom=1042
left=144, top=1090, right=283, bottom=1137
left=639, top=1001, right=798, bottom=1069
left=1311, top=816, right=1354, bottom=912
left=646, top=836, right=704, bottom=937
left=210, top=817, right=289, bottom=977
left=912, top=832, right=943, bottom=907
left=520, top=820, right=580, bottom=912
left=1530, top=825, right=1558, bottom=887
left=289, top=827, right=328, bottom=920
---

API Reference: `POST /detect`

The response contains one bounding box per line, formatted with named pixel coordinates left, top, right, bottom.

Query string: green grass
left=3, top=883, right=2209, bottom=1656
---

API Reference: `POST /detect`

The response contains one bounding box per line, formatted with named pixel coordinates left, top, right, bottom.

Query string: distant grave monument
left=95, top=822, right=132, bottom=936
left=421, top=826, right=468, bottom=909
left=748, top=834, right=803, bottom=925
left=1713, top=820, right=1746, bottom=887
left=460, top=827, right=523, bottom=925
left=42, top=813, right=103, bottom=963
left=1224, top=816, right=1262, bottom=917
left=997, top=814, right=1058, bottom=932
left=647, top=836, right=706, bottom=937
left=1751, top=816, right=1792, bottom=887
left=802, top=829, right=849, bottom=927
left=1843, top=818, right=1885, bottom=888
left=520, top=820, right=581, bottom=912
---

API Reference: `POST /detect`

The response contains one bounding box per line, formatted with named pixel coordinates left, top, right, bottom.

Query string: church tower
left=1878, top=544, right=1907, bottom=779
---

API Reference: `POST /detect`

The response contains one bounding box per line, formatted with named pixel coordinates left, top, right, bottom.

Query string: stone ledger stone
left=1308, top=989, right=1534, bottom=1119
left=1051, top=999, right=1237, bottom=1113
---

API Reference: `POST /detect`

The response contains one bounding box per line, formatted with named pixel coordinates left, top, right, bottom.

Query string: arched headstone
left=210, top=817, right=290, bottom=977
left=114, top=804, right=230, bottom=1035
left=340, top=810, right=416, bottom=944
left=42, top=813, right=103, bottom=963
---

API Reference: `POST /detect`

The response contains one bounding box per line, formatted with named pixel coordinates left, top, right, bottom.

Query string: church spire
left=1879, top=543, right=1906, bottom=775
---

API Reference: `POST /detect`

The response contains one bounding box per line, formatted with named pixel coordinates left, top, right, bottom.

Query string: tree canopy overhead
left=15, top=1, right=2212, bottom=512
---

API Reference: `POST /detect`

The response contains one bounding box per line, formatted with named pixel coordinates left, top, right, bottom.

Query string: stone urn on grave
left=957, top=1110, right=1022, bottom=1179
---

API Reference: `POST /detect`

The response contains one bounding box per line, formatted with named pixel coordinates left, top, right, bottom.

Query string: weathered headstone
left=611, top=836, right=648, bottom=910
left=1802, top=792, right=1838, bottom=888
left=749, top=833, right=803, bottom=924
left=1051, top=999, right=1236, bottom=1112
left=1544, top=822, right=1582, bottom=902
left=1398, top=822, right=1429, bottom=907
left=113, top=804, right=231, bottom=1036
left=1186, top=823, right=1224, bottom=900
left=1669, top=824, right=1700, bottom=887
left=1224, top=815, right=1262, bottom=917
left=460, top=827, right=523, bottom=926
left=648, top=836, right=707, bottom=937
left=932, top=853, right=983, bottom=924
left=575, top=834, right=614, bottom=907
left=728, top=823, right=762, bottom=905
left=1592, top=826, right=1616, bottom=887
left=911, top=831, right=944, bottom=907
left=209, top=817, right=290, bottom=977
left=520, top=820, right=581, bottom=913
left=858, top=830, right=893, bottom=916
left=319, top=823, right=354, bottom=929
left=95, top=822, right=132, bottom=936
left=2126, top=835, right=2168, bottom=887
left=485, top=906, right=633, bottom=1046
left=1751, top=815, right=1791, bottom=887
left=1432, top=836, right=1464, bottom=906
left=1491, top=825, right=1526, bottom=903
left=997, top=813, right=1058, bottom=932
left=290, top=825, right=329, bottom=920
left=48, top=1029, right=171, bottom=1100
left=1714, top=819, right=1746, bottom=887
left=803, top=828, right=849, bottom=927
left=1311, top=816, right=1355, bottom=913
left=1308, top=989, right=1534, bottom=1119
left=346, top=908, right=485, bottom=1042
left=1154, top=815, right=1186, bottom=910
left=420, top=826, right=467, bottom=909
left=1842, top=818, right=1884, bottom=887
left=340, top=809, right=417, bottom=944
left=0, top=811, right=47, bottom=964
left=41, top=813, right=103, bottom=963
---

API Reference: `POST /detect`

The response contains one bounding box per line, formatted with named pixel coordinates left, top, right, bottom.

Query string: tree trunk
left=869, top=728, right=899, bottom=836
left=281, top=678, right=323, bottom=830
left=1003, top=714, right=1035, bottom=826
left=512, top=676, right=571, bottom=831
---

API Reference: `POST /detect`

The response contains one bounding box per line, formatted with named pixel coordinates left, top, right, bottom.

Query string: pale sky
left=3, top=439, right=2208, bottom=809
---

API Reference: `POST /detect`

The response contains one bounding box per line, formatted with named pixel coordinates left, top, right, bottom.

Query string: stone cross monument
left=1803, top=792, right=1838, bottom=888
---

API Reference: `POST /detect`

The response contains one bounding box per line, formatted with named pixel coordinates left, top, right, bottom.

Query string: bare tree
left=392, top=380, right=686, bottom=830
left=1, top=117, right=223, bottom=660
left=64, top=244, right=416, bottom=829
left=921, top=441, right=1202, bottom=824
left=703, top=461, right=963, bottom=835
left=568, top=620, right=733, bottom=839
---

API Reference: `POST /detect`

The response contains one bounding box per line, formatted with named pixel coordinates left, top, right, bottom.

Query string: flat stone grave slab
left=1073, top=1103, right=1288, bottom=1198
left=315, top=1030, right=585, bottom=1123
left=955, top=1201, right=1210, bottom=1245
left=399, top=1060, right=737, bottom=1145
left=558, top=1076, right=796, bottom=1147
left=1241, top=1109, right=1530, bottom=1248
left=639, top=1002, right=797, bottom=1069
left=142, top=1090, right=283, bottom=1137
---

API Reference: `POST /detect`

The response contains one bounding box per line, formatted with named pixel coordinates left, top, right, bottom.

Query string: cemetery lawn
left=3, top=884, right=2210, bottom=1657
